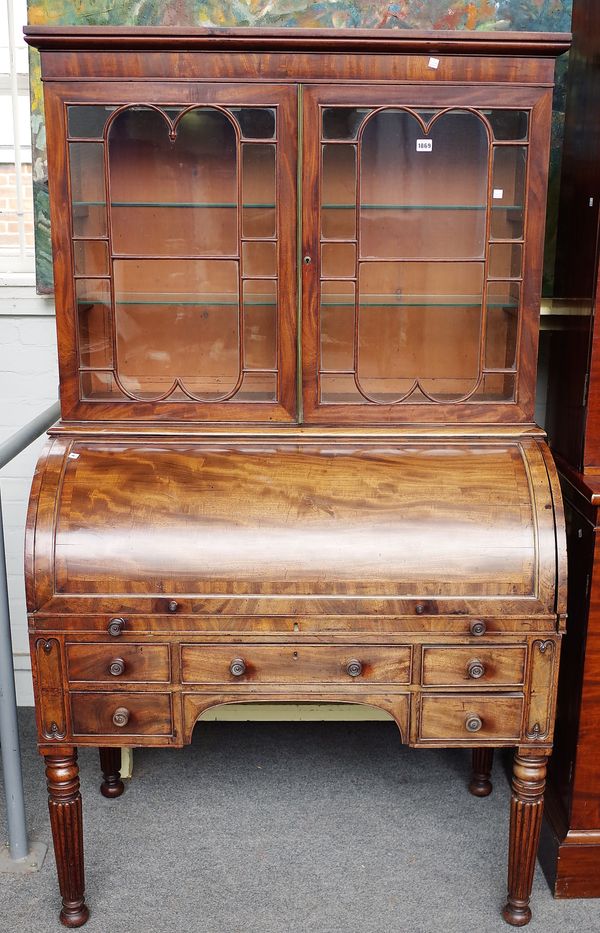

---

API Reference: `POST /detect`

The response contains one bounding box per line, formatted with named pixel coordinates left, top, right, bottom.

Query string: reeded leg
left=502, top=751, right=548, bottom=927
left=469, top=748, right=494, bottom=797
left=44, top=750, right=89, bottom=928
left=99, top=747, right=124, bottom=799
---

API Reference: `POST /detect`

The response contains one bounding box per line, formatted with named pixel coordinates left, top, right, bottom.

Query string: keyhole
left=303, top=255, right=312, bottom=265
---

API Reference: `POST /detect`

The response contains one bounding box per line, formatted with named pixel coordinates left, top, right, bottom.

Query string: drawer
left=70, top=692, right=172, bottom=736
left=421, top=646, right=526, bottom=687
left=181, top=644, right=412, bottom=685
left=418, top=694, right=523, bottom=742
left=66, top=643, right=170, bottom=683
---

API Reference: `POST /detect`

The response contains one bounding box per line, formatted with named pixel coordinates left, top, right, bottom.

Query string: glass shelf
left=324, top=204, right=522, bottom=211
left=321, top=295, right=518, bottom=308
left=72, top=201, right=523, bottom=211
left=77, top=293, right=519, bottom=309
left=78, top=293, right=274, bottom=307
left=73, top=201, right=275, bottom=209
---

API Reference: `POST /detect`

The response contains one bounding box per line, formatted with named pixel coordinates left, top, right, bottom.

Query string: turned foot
left=44, top=750, right=90, bottom=927
left=502, top=751, right=548, bottom=927
left=469, top=747, right=494, bottom=797
left=99, top=747, right=125, bottom=798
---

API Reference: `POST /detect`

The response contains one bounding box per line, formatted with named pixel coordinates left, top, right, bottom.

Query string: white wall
left=0, top=284, right=57, bottom=704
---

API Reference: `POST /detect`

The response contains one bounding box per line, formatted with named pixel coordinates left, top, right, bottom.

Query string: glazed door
left=301, top=85, right=552, bottom=424
left=52, top=83, right=297, bottom=421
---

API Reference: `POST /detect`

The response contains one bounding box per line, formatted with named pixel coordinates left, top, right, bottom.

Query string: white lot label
left=416, top=139, right=433, bottom=152
left=428, top=57, right=440, bottom=69
left=493, top=188, right=504, bottom=199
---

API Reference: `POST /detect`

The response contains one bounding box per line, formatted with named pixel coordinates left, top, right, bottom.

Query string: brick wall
left=0, top=290, right=58, bottom=705
left=0, top=163, right=35, bottom=250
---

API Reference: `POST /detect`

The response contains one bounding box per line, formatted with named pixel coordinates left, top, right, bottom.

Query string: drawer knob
left=107, top=617, right=125, bottom=637
left=229, top=658, right=246, bottom=677
left=112, top=707, right=130, bottom=728
left=346, top=659, right=363, bottom=678
left=109, top=658, right=125, bottom=677
left=469, top=620, right=486, bottom=637
left=465, top=714, right=483, bottom=733
left=167, top=600, right=179, bottom=613
left=467, top=659, right=485, bottom=680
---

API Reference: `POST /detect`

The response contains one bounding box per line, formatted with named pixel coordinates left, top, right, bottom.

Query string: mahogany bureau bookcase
left=24, top=26, right=569, bottom=928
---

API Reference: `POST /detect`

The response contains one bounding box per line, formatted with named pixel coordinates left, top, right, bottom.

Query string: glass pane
left=242, top=144, right=276, bottom=237
left=70, top=143, right=107, bottom=237
left=68, top=105, right=116, bottom=139
left=320, top=373, right=362, bottom=404
left=243, top=280, right=277, bottom=370
left=321, top=145, right=356, bottom=239
left=108, top=107, right=238, bottom=256
left=238, top=371, right=277, bottom=402
left=322, top=108, right=370, bottom=140
left=473, top=372, right=516, bottom=402
left=489, top=243, right=523, bottom=278
left=359, top=110, right=488, bottom=259
left=76, top=279, right=112, bottom=369
left=321, top=242, right=356, bottom=277
left=73, top=240, right=109, bottom=276
left=242, top=241, right=276, bottom=276
left=357, top=262, right=484, bottom=402
left=485, top=282, right=520, bottom=370
left=487, top=110, right=528, bottom=141
left=415, top=110, right=438, bottom=123
left=81, top=371, right=123, bottom=400
left=320, top=281, right=355, bottom=372
left=113, top=258, right=240, bottom=399
left=230, top=108, right=276, bottom=139
left=491, top=147, right=527, bottom=240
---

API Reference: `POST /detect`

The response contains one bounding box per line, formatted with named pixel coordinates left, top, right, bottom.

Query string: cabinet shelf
left=325, top=204, right=522, bottom=211
left=73, top=200, right=275, bottom=209
left=322, top=295, right=518, bottom=308
left=72, top=200, right=522, bottom=211
left=77, top=293, right=519, bottom=309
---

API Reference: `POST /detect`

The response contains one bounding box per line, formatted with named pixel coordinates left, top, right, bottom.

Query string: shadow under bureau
left=23, top=25, right=569, bottom=928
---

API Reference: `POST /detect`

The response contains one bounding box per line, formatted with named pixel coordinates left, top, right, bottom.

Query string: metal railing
left=0, top=401, right=60, bottom=864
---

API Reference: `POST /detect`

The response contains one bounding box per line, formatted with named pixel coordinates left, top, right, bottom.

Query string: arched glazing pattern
left=67, top=102, right=279, bottom=405
left=318, top=105, right=528, bottom=408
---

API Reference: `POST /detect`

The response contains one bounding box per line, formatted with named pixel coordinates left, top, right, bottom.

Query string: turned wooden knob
left=109, top=658, right=125, bottom=677
left=107, top=617, right=125, bottom=637
left=469, top=619, right=486, bottom=637
left=467, top=659, right=485, bottom=680
left=465, top=713, right=483, bottom=733
left=229, top=658, right=246, bottom=677
left=346, top=659, right=363, bottom=677
left=112, top=707, right=130, bottom=728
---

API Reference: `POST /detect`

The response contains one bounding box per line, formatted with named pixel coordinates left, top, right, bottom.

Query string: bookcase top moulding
left=24, top=26, right=571, bottom=57
left=26, top=24, right=571, bottom=427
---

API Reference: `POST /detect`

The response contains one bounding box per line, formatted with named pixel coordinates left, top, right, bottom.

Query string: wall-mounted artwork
left=27, top=0, right=572, bottom=293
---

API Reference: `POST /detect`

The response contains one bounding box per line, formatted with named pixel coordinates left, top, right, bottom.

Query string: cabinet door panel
left=55, top=83, right=297, bottom=422
left=302, top=85, right=552, bottom=424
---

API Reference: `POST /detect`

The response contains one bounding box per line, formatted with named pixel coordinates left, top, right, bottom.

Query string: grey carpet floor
left=1, top=710, right=599, bottom=933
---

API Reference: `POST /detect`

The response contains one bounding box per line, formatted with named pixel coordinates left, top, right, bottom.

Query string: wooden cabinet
left=50, top=83, right=298, bottom=423
left=537, top=0, right=600, bottom=897
left=301, top=85, right=547, bottom=423
left=24, top=26, right=569, bottom=929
